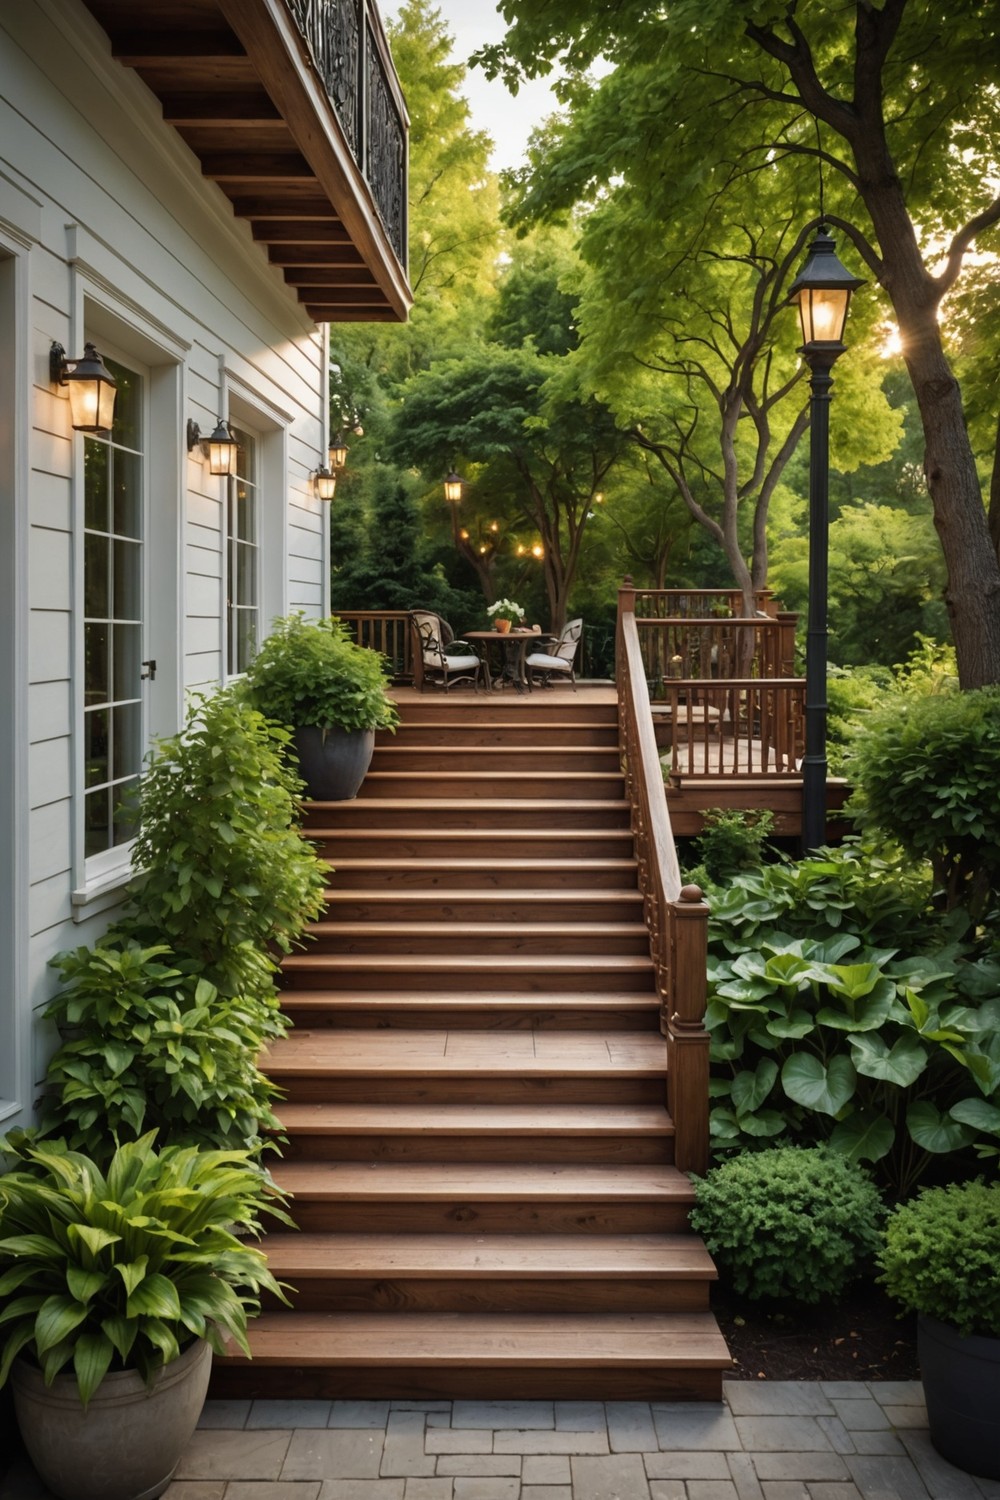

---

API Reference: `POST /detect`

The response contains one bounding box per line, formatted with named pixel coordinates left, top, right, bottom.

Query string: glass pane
left=111, top=701, right=141, bottom=784
left=232, top=426, right=254, bottom=484
left=112, top=622, right=141, bottom=702
left=84, top=534, right=109, bottom=618
left=84, top=709, right=109, bottom=788
left=236, top=485, right=257, bottom=543
left=84, top=440, right=109, bottom=531
left=236, top=539, right=257, bottom=606
left=112, top=778, right=140, bottom=847
left=84, top=622, right=109, bottom=706
left=113, top=538, right=141, bottom=621
left=112, top=448, right=142, bottom=539
left=107, top=358, right=142, bottom=451
left=236, top=609, right=256, bottom=674
left=84, top=787, right=112, bottom=859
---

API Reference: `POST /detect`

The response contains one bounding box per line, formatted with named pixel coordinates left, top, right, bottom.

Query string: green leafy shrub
left=236, top=613, right=399, bottom=733
left=705, top=841, right=1000, bottom=1196
left=826, top=665, right=892, bottom=773
left=0, top=1133, right=288, bottom=1405
left=879, top=1180, right=1000, bottom=1338
left=687, top=807, right=774, bottom=887
left=847, top=687, right=1000, bottom=917
left=41, top=943, right=281, bottom=1160
left=690, top=1146, right=883, bottom=1303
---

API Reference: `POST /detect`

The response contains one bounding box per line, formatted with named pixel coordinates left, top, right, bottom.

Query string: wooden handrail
left=617, top=583, right=710, bottom=1175
left=334, top=610, right=414, bottom=682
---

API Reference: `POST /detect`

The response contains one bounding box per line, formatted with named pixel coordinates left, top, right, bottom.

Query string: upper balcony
left=79, top=0, right=412, bottom=323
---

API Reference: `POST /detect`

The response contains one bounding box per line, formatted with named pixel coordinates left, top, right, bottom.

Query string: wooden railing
left=633, top=588, right=778, bottom=619
left=654, top=679, right=805, bottom=779
left=617, top=583, right=710, bottom=1175
left=637, top=614, right=798, bottom=688
left=334, top=610, right=413, bottom=681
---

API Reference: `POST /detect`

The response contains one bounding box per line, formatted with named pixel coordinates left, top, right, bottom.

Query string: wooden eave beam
left=160, top=90, right=282, bottom=125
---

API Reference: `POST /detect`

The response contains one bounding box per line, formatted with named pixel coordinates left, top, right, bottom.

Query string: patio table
left=464, top=629, right=550, bottom=692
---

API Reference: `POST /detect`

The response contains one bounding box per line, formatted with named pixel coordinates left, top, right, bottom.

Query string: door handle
left=141, top=659, right=157, bottom=681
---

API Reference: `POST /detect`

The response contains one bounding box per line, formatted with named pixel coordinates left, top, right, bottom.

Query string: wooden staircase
left=212, top=691, right=730, bottom=1400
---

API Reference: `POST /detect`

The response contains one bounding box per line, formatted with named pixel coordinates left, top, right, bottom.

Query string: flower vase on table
left=486, top=598, right=525, bottom=634
left=495, top=618, right=511, bottom=633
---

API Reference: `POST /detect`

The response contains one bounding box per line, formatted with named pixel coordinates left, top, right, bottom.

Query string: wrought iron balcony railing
left=286, top=0, right=408, bottom=271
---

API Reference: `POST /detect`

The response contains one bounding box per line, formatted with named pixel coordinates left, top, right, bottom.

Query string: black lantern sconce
left=187, top=417, right=238, bottom=477
left=328, top=434, right=350, bottom=470
left=313, top=465, right=337, bottom=502
left=50, top=341, right=117, bottom=434
left=443, top=469, right=464, bottom=504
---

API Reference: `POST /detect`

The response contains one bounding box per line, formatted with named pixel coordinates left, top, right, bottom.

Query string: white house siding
left=0, top=0, right=337, bottom=1130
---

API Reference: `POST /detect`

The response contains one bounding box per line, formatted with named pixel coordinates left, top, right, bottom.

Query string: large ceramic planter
left=918, top=1314, right=1000, bottom=1480
left=294, top=724, right=375, bottom=800
left=12, top=1336, right=211, bottom=1500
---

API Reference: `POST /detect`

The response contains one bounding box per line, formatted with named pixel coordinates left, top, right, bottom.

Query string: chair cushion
left=526, top=652, right=571, bottom=671
left=443, top=654, right=480, bottom=670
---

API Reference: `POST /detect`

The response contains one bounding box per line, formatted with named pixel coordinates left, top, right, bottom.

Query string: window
left=226, top=424, right=259, bottom=676
left=82, top=357, right=144, bottom=860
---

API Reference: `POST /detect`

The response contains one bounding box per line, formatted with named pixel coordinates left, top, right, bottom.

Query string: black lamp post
left=788, top=224, right=864, bottom=854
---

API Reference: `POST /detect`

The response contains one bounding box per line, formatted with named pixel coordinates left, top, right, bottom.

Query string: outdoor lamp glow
left=314, top=465, right=337, bottom=501
left=328, top=434, right=349, bottom=469
left=50, top=341, right=117, bottom=433
left=788, top=224, right=865, bottom=351
left=187, top=417, right=238, bottom=476
left=443, top=469, right=463, bottom=503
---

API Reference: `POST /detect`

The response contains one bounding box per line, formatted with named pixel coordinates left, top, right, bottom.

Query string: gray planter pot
left=294, top=724, right=375, bottom=800
left=918, top=1314, right=1000, bottom=1480
left=12, top=1336, right=211, bottom=1500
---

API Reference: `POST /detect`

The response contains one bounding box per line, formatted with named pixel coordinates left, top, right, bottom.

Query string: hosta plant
left=0, top=1134, right=289, bottom=1406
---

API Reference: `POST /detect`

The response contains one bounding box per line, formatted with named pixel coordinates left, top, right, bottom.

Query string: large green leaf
left=126, top=1272, right=182, bottom=1320
left=33, top=1295, right=89, bottom=1355
left=830, top=1111, right=895, bottom=1163
left=816, top=987, right=894, bottom=1032
left=781, top=1053, right=856, bottom=1116
left=73, top=1332, right=114, bottom=1409
left=737, top=1109, right=787, bottom=1137
left=766, top=1009, right=814, bottom=1039
left=67, top=1224, right=121, bottom=1260
left=66, top=1265, right=108, bottom=1305
left=730, top=1059, right=778, bottom=1116
left=906, top=1101, right=975, bottom=1153
left=949, top=1098, right=1000, bottom=1136
left=115, top=1257, right=150, bottom=1298
left=849, top=1033, right=928, bottom=1087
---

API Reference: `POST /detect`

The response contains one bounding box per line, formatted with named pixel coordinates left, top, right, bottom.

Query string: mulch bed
left=714, top=1280, right=921, bottom=1382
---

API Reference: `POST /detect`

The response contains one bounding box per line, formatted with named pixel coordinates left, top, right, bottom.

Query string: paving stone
left=807, top=1488, right=865, bottom=1500
left=606, top=1402, right=657, bottom=1452
left=554, top=1402, right=607, bottom=1432
left=831, top=1399, right=891, bottom=1433
left=452, top=1481, right=519, bottom=1500
left=247, top=1402, right=332, bottom=1430
left=821, top=1385, right=870, bottom=1400
left=866, top=1383, right=925, bottom=1407
left=318, top=1485, right=405, bottom=1500
left=426, top=1414, right=453, bottom=1428
left=331, top=1403, right=392, bottom=1430
left=570, top=1452, right=651, bottom=1500
left=225, top=1486, right=322, bottom=1500
left=725, top=1384, right=834, bottom=1418
left=750, top=1454, right=850, bottom=1483
left=843, top=1454, right=932, bottom=1499
left=976, top=1480, right=1000, bottom=1499
left=522, top=1457, right=571, bottom=1484
left=686, top=1482, right=739, bottom=1500
left=648, top=1484, right=686, bottom=1500
left=816, top=1417, right=856, bottom=1455
left=452, top=1402, right=554, bottom=1430
left=162, top=1486, right=227, bottom=1500
left=652, top=1407, right=741, bottom=1452
left=434, top=1458, right=522, bottom=1478
left=175, top=1431, right=291, bottom=1481
left=847, top=1431, right=906, bottom=1458
left=726, top=1450, right=764, bottom=1500
left=281, top=1430, right=384, bottom=1482
left=758, top=1485, right=812, bottom=1499
left=197, top=1400, right=252, bottom=1429
left=380, top=1413, right=436, bottom=1479
left=645, top=1452, right=732, bottom=1480
left=880, top=1405, right=927, bottom=1430
left=391, top=1404, right=453, bottom=1413
left=897, top=1432, right=986, bottom=1499
left=493, top=1429, right=609, bottom=1455
left=403, top=1481, right=455, bottom=1500
left=733, top=1417, right=834, bottom=1453
left=521, top=1488, right=573, bottom=1500
left=424, top=1431, right=493, bottom=1456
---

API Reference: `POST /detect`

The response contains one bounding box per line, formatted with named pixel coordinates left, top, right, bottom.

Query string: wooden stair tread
left=321, top=887, right=642, bottom=902
left=260, top=1233, right=713, bottom=1278
left=220, top=1311, right=731, bottom=1368
left=275, top=1103, right=673, bottom=1135
left=305, top=921, right=649, bottom=938
left=265, top=1030, right=666, bottom=1075
left=271, top=1161, right=690, bottom=1200
left=311, top=798, right=631, bottom=814
left=281, top=954, right=653, bottom=973
left=278, top=991, right=657, bottom=1008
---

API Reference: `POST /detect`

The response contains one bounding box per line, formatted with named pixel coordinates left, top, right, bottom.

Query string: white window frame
left=225, top=422, right=262, bottom=678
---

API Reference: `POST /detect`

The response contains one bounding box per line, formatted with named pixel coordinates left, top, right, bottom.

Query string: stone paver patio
left=5, top=1383, right=1000, bottom=1500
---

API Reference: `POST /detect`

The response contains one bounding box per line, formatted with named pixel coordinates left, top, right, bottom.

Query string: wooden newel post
left=665, top=883, right=711, bottom=1177
left=777, top=612, right=798, bottom=677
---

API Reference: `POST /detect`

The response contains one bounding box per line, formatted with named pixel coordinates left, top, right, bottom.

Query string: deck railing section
left=286, top=0, right=407, bottom=266
left=638, top=614, right=798, bottom=689
left=335, top=609, right=413, bottom=680
left=656, top=678, right=805, bottom=779
left=617, top=583, right=710, bottom=1175
left=633, top=588, right=777, bottom=619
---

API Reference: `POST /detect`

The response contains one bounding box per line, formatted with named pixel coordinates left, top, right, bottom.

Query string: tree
left=480, top=0, right=1000, bottom=686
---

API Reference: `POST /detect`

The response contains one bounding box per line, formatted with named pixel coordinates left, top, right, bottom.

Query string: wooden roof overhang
left=79, top=0, right=412, bottom=324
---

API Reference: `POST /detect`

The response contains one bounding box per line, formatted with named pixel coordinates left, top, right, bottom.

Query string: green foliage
left=237, top=615, right=399, bottom=735
left=826, top=666, right=893, bottom=773
left=41, top=944, right=281, bottom=1160
left=690, top=1147, right=883, bottom=1304
left=879, top=1180, right=1000, bottom=1339
left=705, top=842, right=1000, bottom=1196
left=689, top=808, right=774, bottom=886
left=847, top=688, right=1000, bottom=917
left=0, top=1133, right=288, bottom=1405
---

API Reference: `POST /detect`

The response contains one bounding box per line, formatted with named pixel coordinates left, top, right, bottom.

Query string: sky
left=383, top=0, right=561, bottom=172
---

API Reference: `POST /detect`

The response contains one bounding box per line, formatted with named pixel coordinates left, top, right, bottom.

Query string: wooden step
left=387, top=721, right=620, bottom=748
left=257, top=1232, right=714, bottom=1313
left=301, top=920, right=651, bottom=958
left=210, top=1311, right=729, bottom=1400
left=318, top=890, right=645, bottom=924
left=321, top=857, right=639, bottom=891
left=302, top=798, right=632, bottom=831
left=369, top=745, right=621, bottom=773
left=358, top=772, right=626, bottom=800
left=311, top=829, right=637, bottom=860
left=277, top=991, right=660, bottom=1032
left=391, top=700, right=618, bottom=727
left=275, top=1101, right=673, bottom=1162
left=279, top=953, right=657, bottom=996
left=269, top=1160, right=691, bottom=1233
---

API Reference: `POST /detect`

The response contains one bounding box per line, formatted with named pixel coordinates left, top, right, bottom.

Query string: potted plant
left=0, top=1133, right=289, bottom=1500
left=879, top=1179, right=1000, bottom=1480
left=486, top=598, right=525, bottom=634
left=236, top=613, right=399, bottom=799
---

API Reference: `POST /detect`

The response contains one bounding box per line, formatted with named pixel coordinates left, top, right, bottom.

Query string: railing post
left=777, top=612, right=798, bottom=677
left=665, top=884, right=711, bottom=1177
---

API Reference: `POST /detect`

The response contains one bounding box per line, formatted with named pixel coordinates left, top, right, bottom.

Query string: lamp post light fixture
left=50, top=341, right=118, bottom=433
left=328, top=434, right=349, bottom=470
left=187, top=417, right=238, bottom=477
left=788, top=223, right=865, bottom=855
left=443, top=468, right=463, bottom=504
